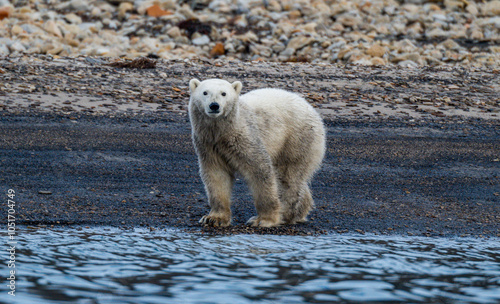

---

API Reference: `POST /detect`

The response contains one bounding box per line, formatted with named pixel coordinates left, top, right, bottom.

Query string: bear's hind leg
left=278, top=180, right=300, bottom=224
left=293, top=184, right=313, bottom=223
left=244, top=171, right=282, bottom=227
left=279, top=181, right=313, bottom=224
left=277, top=162, right=316, bottom=224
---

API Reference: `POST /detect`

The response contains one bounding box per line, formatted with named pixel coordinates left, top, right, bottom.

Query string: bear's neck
left=192, top=104, right=240, bottom=142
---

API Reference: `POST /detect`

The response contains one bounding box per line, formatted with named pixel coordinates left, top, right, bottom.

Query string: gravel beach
left=1, top=55, right=499, bottom=236
left=0, top=0, right=499, bottom=66
left=0, top=0, right=499, bottom=236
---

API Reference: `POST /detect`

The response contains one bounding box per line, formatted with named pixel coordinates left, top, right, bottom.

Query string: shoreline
left=1, top=57, right=498, bottom=236
left=1, top=109, right=498, bottom=237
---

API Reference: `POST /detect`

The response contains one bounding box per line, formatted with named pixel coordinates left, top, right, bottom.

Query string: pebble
left=0, top=0, right=496, bottom=67
left=192, top=35, right=210, bottom=46
left=366, top=44, right=387, bottom=58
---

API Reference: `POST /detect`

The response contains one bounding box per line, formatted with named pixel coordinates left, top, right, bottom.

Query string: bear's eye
left=203, top=91, right=208, bottom=95
left=221, top=92, right=226, bottom=96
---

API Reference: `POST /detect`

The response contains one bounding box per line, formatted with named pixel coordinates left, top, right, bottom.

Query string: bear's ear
left=189, top=79, right=201, bottom=93
left=231, top=81, right=242, bottom=95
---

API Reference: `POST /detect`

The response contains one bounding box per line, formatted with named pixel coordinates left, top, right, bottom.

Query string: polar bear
left=188, top=79, right=325, bottom=227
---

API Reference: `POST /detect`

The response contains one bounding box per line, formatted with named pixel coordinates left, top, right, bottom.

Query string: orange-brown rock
left=146, top=4, right=172, bottom=18
left=0, top=7, right=11, bottom=20
left=210, top=43, right=225, bottom=57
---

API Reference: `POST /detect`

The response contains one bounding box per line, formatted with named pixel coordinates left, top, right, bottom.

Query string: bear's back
left=239, top=88, right=323, bottom=158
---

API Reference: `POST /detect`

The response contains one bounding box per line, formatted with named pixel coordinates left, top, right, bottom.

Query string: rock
left=425, top=56, right=442, bottom=66
left=210, top=42, right=225, bottom=56
left=0, top=0, right=495, bottom=67
left=469, top=29, right=484, bottom=40
left=64, top=13, right=82, bottom=24
left=146, top=4, right=172, bottom=17
left=47, top=45, right=64, bottom=55
left=483, top=0, right=500, bottom=16
left=9, top=41, right=26, bottom=53
left=346, top=50, right=365, bottom=63
left=192, top=35, right=210, bottom=45
left=224, top=42, right=235, bottom=53
left=286, top=36, right=315, bottom=51
left=392, top=52, right=421, bottom=63
left=118, top=2, right=134, bottom=18
left=321, top=40, right=331, bottom=48
left=271, top=41, right=286, bottom=52
left=440, top=39, right=460, bottom=50
left=95, top=47, right=110, bottom=56
left=398, top=60, right=418, bottom=68
left=426, top=28, right=447, bottom=39
left=280, top=47, right=295, bottom=57
left=402, top=4, right=419, bottom=14
left=44, top=20, right=62, bottom=38
left=444, top=0, right=464, bottom=11
left=179, top=4, right=197, bottom=19
left=353, top=57, right=373, bottom=65
left=337, top=46, right=353, bottom=60
left=0, top=6, right=11, bottom=20
left=329, top=38, right=346, bottom=50
left=0, top=43, right=9, bottom=55
left=432, top=14, right=448, bottom=22
left=302, top=22, right=317, bottom=33
left=11, top=25, right=24, bottom=35
left=337, top=14, right=361, bottom=27
left=424, top=4, right=441, bottom=13
left=167, top=26, right=182, bottom=38
left=406, top=22, right=423, bottom=37
left=466, top=3, right=479, bottom=16
left=250, top=44, right=272, bottom=58
left=371, top=57, right=386, bottom=65
left=21, top=24, right=42, bottom=34
left=267, top=0, right=282, bottom=12
left=428, top=49, right=443, bottom=59
left=393, top=39, right=417, bottom=53
left=366, top=44, right=386, bottom=57
left=234, top=31, right=258, bottom=43
left=486, top=16, right=500, bottom=27
left=56, top=0, right=89, bottom=12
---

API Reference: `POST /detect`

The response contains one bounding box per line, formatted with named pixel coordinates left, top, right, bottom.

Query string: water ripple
left=5, top=227, right=500, bottom=304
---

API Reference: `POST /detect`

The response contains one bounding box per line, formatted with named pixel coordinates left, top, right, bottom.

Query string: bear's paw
left=246, top=215, right=281, bottom=228
left=199, top=213, right=231, bottom=227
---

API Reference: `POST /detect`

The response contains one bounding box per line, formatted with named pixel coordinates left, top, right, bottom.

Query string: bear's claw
left=246, top=216, right=281, bottom=228
left=199, top=214, right=231, bottom=227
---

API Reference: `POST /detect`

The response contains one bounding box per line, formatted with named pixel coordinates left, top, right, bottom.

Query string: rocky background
left=0, top=0, right=499, bottom=67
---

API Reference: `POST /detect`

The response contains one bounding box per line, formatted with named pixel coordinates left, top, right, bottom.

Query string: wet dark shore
left=1, top=111, right=498, bottom=237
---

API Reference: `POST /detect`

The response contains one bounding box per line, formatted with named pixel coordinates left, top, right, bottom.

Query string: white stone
left=95, top=48, right=110, bottom=56
left=483, top=0, right=500, bottom=16
left=280, top=47, right=295, bottom=57
left=192, top=35, right=210, bottom=45
left=286, top=36, right=315, bottom=51
left=65, top=13, right=82, bottom=24
left=167, top=26, right=181, bottom=38
left=398, top=60, right=418, bottom=68
left=0, top=43, right=10, bottom=55
left=9, top=41, right=27, bottom=53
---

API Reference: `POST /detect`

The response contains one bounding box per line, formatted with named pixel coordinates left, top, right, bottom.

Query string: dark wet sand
left=1, top=111, right=498, bottom=237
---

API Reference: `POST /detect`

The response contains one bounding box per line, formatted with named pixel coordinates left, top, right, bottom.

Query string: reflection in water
left=9, top=227, right=500, bottom=303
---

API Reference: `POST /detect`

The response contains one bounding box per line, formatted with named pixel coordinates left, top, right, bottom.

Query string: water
left=4, top=227, right=500, bottom=304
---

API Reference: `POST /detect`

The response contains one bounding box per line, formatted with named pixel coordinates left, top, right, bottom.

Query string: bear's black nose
left=209, top=102, right=220, bottom=112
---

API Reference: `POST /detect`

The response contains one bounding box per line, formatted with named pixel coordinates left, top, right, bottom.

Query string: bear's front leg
left=198, top=162, right=234, bottom=227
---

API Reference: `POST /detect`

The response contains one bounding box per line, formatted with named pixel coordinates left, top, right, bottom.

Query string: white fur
left=189, top=79, right=325, bottom=227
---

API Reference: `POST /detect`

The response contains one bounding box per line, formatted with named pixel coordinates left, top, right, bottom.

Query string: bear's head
left=189, top=79, right=242, bottom=118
